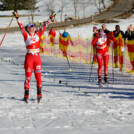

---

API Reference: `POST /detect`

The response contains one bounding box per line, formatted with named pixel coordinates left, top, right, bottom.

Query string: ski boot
left=24, top=89, right=29, bottom=103
left=104, top=75, right=110, bottom=84
left=37, top=87, right=42, bottom=103
left=98, top=76, right=102, bottom=87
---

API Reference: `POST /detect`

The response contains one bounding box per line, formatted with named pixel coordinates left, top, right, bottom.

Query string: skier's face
left=93, top=29, right=98, bottom=33
left=116, top=26, right=120, bottom=31
left=102, top=24, right=106, bottom=30
left=128, top=25, right=133, bottom=31
left=27, top=26, right=37, bottom=33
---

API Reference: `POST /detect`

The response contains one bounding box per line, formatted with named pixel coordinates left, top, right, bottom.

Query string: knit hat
left=93, top=26, right=97, bottom=30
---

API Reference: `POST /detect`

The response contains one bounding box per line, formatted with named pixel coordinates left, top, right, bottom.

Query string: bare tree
left=94, top=0, right=110, bottom=14
left=73, top=0, right=79, bottom=18
left=46, top=0, right=54, bottom=16
left=60, top=0, right=66, bottom=22
left=101, top=0, right=106, bottom=9
left=81, top=0, right=91, bottom=18
left=94, top=0, right=102, bottom=13
left=26, top=0, right=38, bottom=23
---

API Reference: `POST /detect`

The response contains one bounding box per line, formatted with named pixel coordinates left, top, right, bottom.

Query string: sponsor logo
left=104, top=52, right=109, bottom=56
left=31, top=35, right=39, bottom=43
left=97, top=53, right=102, bottom=59
left=26, top=68, right=32, bottom=72
left=36, top=70, right=41, bottom=73
left=36, top=65, right=41, bottom=70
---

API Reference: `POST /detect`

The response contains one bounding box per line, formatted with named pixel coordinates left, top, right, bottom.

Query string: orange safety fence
left=124, top=39, right=134, bottom=74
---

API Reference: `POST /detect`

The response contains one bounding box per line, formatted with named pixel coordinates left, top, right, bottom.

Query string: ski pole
left=89, top=45, right=94, bottom=83
left=55, top=17, right=72, bottom=71
left=112, top=41, right=115, bottom=84
left=0, top=16, right=14, bottom=46
left=118, top=37, right=121, bottom=71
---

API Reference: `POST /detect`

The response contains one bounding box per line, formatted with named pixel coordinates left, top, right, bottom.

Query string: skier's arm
left=12, top=11, right=28, bottom=40
left=131, top=31, right=134, bottom=37
left=37, top=19, right=51, bottom=37
left=92, top=33, right=99, bottom=46
left=107, top=32, right=115, bottom=41
left=54, top=31, right=56, bottom=37
left=121, top=31, right=125, bottom=39
left=92, top=37, right=98, bottom=46
left=38, top=12, right=56, bottom=37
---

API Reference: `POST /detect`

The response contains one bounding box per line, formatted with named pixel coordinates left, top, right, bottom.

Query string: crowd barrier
left=40, top=33, right=134, bottom=75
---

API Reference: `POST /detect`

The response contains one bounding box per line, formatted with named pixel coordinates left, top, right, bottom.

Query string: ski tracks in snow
left=0, top=49, right=134, bottom=133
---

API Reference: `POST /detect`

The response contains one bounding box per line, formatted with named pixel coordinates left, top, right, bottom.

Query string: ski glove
left=50, top=12, right=56, bottom=22
left=13, top=11, right=19, bottom=19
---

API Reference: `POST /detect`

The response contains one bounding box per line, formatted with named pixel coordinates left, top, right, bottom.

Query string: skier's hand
left=13, top=11, right=19, bottom=19
left=50, top=12, right=56, bottom=22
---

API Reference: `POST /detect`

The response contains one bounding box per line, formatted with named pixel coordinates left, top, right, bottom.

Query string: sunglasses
left=30, top=25, right=34, bottom=28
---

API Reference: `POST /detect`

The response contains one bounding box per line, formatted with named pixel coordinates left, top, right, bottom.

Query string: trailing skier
left=113, top=25, right=125, bottom=70
left=48, top=27, right=56, bottom=47
left=92, top=29, right=115, bottom=85
left=60, top=29, right=73, bottom=57
left=12, top=11, right=56, bottom=103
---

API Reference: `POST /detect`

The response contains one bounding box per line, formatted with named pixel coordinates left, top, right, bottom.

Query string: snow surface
left=0, top=47, right=134, bottom=134
left=0, top=0, right=134, bottom=134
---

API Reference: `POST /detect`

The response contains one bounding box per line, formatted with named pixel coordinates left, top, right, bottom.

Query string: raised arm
left=12, top=11, right=28, bottom=40
left=37, top=19, right=51, bottom=37
left=37, top=12, right=56, bottom=37
left=107, top=32, right=115, bottom=41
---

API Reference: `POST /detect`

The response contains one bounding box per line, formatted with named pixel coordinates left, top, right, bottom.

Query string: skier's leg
left=24, top=54, right=33, bottom=99
left=97, top=53, right=103, bottom=84
left=103, top=51, right=109, bottom=82
left=34, top=54, right=42, bottom=98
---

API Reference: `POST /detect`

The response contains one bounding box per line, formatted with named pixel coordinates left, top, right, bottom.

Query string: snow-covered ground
left=0, top=0, right=134, bottom=134
left=0, top=48, right=134, bottom=134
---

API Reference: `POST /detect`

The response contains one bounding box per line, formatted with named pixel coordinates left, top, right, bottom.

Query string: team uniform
left=49, top=29, right=56, bottom=46
left=60, top=31, right=73, bottom=57
left=17, top=19, right=50, bottom=99
left=113, top=29, right=125, bottom=69
left=92, top=31, right=115, bottom=84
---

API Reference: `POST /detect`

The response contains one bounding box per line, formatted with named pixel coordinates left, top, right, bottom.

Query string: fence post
left=78, top=33, right=81, bottom=62
left=86, top=38, right=89, bottom=64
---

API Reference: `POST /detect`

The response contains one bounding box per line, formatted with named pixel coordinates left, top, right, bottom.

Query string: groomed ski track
left=0, top=48, right=134, bottom=134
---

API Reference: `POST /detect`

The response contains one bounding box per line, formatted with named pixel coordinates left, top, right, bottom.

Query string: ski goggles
left=27, top=24, right=35, bottom=28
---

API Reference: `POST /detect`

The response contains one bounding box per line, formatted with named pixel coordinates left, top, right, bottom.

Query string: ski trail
left=0, top=49, right=134, bottom=134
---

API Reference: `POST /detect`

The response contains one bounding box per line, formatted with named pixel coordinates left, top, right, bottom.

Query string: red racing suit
left=17, top=19, right=50, bottom=90
left=92, top=32, right=115, bottom=78
left=48, top=29, right=56, bottom=46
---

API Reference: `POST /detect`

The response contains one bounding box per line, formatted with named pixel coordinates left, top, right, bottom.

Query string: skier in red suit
left=92, top=29, right=115, bottom=85
left=13, top=11, right=56, bottom=102
left=48, top=27, right=56, bottom=43
left=48, top=27, right=56, bottom=53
